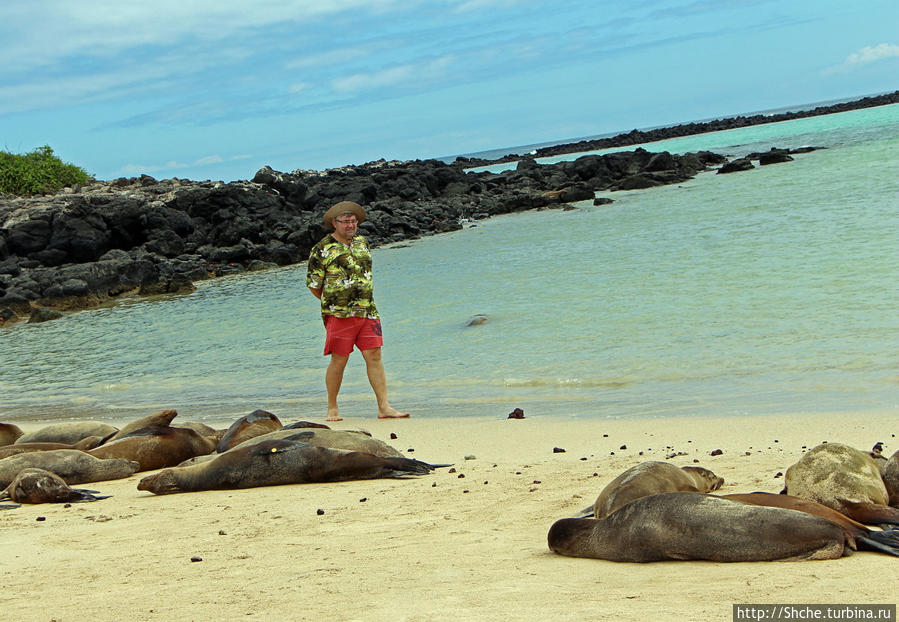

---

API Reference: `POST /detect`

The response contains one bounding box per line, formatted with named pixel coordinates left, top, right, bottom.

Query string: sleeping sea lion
left=0, top=423, right=24, bottom=447
left=138, top=439, right=437, bottom=494
left=16, top=421, right=119, bottom=445
left=0, top=449, right=139, bottom=488
left=106, top=409, right=179, bottom=441
left=88, top=426, right=216, bottom=471
left=0, top=436, right=105, bottom=460
left=784, top=443, right=899, bottom=525
left=721, top=492, right=899, bottom=556
left=0, top=468, right=110, bottom=504
left=216, top=409, right=282, bottom=452
left=548, top=492, right=847, bottom=562
left=230, top=428, right=404, bottom=458
left=592, top=461, right=724, bottom=519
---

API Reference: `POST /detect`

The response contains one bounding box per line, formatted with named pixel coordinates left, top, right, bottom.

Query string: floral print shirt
left=307, top=234, right=379, bottom=321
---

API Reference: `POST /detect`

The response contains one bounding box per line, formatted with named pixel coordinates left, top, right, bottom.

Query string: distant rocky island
left=2, top=90, right=896, bottom=325
left=454, top=90, right=899, bottom=166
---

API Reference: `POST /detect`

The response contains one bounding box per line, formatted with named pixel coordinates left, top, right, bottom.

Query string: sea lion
left=0, top=436, right=105, bottom=460
left=138, top=439, right=437, bottom=494
left=721, top=492, right=899, bottom=556
left=883, top=450, right=899, bottom=507
left=106, top=409, right=179, bottom=441
left=592, top=461, right=724, bottom=519
left=216, top=409, right=282, bottom=453
left=0, top=449, right=139, bottom=488
left=230, top=428, right=404, bottom=458
left=0, top=468, right=110, bottom=504
left=0, top=423, right=24, bottom=446
left=784, top=443, right=899, bottom=525
left=16, top=421, right=119, bottom=445
left=466, top=314, right=489, bottom=326
left=548, top=492, right=847, bottom=562
left=88, top=426, right=216, bottom=471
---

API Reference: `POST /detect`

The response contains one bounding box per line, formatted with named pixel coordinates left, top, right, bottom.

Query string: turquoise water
left=2, top=105, right=898, bottom=425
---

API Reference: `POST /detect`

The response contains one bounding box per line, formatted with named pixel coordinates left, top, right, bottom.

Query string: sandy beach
left=2, top=410, right=898, bottom=621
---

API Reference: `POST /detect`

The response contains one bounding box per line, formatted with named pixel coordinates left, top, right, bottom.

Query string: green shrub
left=0, top=145, right=92, bottom=196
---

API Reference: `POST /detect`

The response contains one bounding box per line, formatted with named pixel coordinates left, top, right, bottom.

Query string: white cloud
left=285, top=47, right=373, bottom=71
left=332, top=65, right=416, bottom=93
left=825, top=43, right=899, bottom=74
left=331, top=55, right=456, bottom=93
left=1, top=1, right=401, bottom=71
left=845, top=43, right=899, bottom=65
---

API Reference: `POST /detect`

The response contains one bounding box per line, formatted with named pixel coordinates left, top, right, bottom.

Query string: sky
left=1, top=1, right=897, bottom=182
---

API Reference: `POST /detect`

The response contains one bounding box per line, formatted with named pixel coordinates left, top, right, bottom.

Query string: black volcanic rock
left=0, top=138, right=825, bottom=322
left=717, top=158, right=755, bottom=174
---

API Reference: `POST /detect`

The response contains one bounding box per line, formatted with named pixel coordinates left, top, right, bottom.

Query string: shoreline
left=3, top=410, right=897, bottom=621
left=4, top=91, right=897, bottom=325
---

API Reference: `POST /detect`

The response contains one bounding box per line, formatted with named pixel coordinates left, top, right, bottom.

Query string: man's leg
left=360, top=347, right=410, bottom=419
left=325, top=353, right=350, bottom=421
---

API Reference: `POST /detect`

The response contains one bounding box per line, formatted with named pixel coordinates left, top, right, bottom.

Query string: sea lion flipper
left=572, top=505, right=595, bottom=519
left=857, top=534, right=899, bottom=557
left=381, top=457, right=438, bottom=477
left=68, top=489, right=111, bottom=503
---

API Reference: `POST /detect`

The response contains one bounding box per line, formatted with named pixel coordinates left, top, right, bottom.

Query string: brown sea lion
left=216, top=409, right=282, bottom=453
left=230, top=428, right=404, bottom=458
left=0, top=423, right=24, bottom=447
left=548, top=492, right=847, bottom=562
left=884, top=449, right=899, bottom=507
left=0, top=468, right=110, bottom=504
left=106, top=409, right=179, bottom=441
left=592, top=461, right=724, bottom=519
left=16, top=421, right=119, bottom=445
left=89, top=426, right=216, bottom=471
left=721, top=492, right=899, bottom=556
left=0, top=436, right=105, bottom=460
left=138, top=439, right=437, bottom=494
left=0, top=449, right=138, bottom=488
left=784, top=443, right=899, bottom=525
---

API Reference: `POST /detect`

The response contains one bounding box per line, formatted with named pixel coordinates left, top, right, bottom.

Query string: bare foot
left=326, top=407, right=343, bottom=422
left=378, top=406, right=410, bottom=419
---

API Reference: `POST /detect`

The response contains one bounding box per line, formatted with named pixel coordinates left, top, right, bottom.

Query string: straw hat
left=323, top=201, right=366, bottom=229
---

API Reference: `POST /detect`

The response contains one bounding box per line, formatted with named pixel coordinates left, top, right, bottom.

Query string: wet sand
left=2, top=410, right=898, bottom=621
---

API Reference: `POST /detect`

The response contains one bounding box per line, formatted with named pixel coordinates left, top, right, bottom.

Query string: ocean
left=2, top=104, right=897, bottom=426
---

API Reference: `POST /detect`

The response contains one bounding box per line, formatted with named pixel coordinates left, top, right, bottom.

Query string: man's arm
left=309, top=287, right=322, bottom=299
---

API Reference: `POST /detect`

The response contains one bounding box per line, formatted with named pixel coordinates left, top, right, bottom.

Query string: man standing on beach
left=306, top=201, right=410, bottom=422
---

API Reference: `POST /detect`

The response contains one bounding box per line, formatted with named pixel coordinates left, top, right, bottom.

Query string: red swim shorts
left=323, top=316, right=383, bottom=356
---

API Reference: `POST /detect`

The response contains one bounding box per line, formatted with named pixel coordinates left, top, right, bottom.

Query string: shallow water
left=2, top=105, right=897, bottom=424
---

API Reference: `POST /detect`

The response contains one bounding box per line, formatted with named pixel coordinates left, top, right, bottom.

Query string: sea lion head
left=137, top=469, right=181, bottom=495
left=681, top=466, right=724, bottom=491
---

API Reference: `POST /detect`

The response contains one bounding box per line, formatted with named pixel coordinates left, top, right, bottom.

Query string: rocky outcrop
left=456, top=91, right=898, bottom=167
left=0, top=146, right=754, bottom=322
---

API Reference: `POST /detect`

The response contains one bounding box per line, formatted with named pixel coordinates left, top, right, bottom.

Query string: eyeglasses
left=335, top=218, right=358, bottom=224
